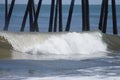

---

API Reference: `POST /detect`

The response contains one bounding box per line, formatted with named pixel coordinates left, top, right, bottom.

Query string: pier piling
left=99, top=0, right=105, bottom=31
left=1, top=0, right=119, bottom=34
left=20, top=0, right=29, bottom=31
left=49, top=0, right=55, bottom=32
left=102, top=0, right=108, bottom=33
left=32, top=0, right=42, bottom=32
left=29, top=0, right=34, bottom=32
left=111, top=0, right=118, bottom=34
left=65, top=0, right=75, bottom=31
left=54, top=0, right=59, bottom=32
left=21, top=0, right=42, bottom=32
left=81, top=0, right=90, bottom=31
left=4, top=0, right=15, bottom=31
left=59, top=0, right=63, bottom=32
left=99, top=0, right=117, bottom=34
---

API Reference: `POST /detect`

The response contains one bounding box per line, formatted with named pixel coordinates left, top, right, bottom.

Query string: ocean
left=0, top=4, right=120, bottom=80
left=0, top=4, right=120, bottom=32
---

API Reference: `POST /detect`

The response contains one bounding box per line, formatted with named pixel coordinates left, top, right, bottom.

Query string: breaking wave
left=0, top=31, right=120, bottom=56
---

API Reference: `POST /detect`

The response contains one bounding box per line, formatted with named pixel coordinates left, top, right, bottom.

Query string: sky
left=0, top=0, right=120, bottom=5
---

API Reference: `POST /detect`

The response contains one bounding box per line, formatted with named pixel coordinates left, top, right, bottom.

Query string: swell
left=0, top=35, right=12, bottom=49
left=103, top=34, right=120, bottom=52
left=0, top=31, right=120, bottom=55
left=0, top=31, right=107, bottom=55
left=0, top=31, right=66, bottom=53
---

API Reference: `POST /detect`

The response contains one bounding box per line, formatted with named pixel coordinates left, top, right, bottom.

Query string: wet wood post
left=65, top=0, right=75, bottom=31
left=82, top=0, right=85, bottom=31
left=86, top=0, right=90, bottom=31
left=32, top=0, right=42, bottom=32
left=4, top=0, right=15, bottom=31
left=99, top=0, right=105, bottom=31
left=59, top=0, right=63, bottom=32
left=111, top=0, right=118, bottom=34
left=81, top=0, right=90, bottom=31
left=21, top=0, right=42, bottom=32
left=3, top=0, right=119, bottom=33
left=20, top=0, right=30, bottom=31
left=49, top=0, right=55, bottom=32
left=32, top=0, right=39, bottom=32
left=32, top=0, right=36, bottom=17
left=54, top=0, right=59, bottom=32
left=29, top=0, right=34, bottom=32
left=102, top=0, right=108, bottom=33
left=4, top=0, right=8, bottom=31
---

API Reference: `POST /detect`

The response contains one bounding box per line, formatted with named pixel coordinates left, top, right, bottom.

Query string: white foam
left=2, top=76, right=120, bottom=80
left=30, top=77, right=120, bottom=80
left=30, top=32, right=107, bottom=55
left=0, top=31, right=108, bottom=57
left=24, top=76, right=120, bottom=80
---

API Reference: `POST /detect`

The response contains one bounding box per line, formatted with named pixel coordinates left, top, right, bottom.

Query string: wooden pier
left=2, top=0, right=119, bottom=34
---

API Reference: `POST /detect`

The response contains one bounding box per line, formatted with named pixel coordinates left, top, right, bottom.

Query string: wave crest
left=0, top=31, right=109, bottom=55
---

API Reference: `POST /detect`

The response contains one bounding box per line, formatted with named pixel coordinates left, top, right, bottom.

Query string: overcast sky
left=0, top=0, right=120, bottom=5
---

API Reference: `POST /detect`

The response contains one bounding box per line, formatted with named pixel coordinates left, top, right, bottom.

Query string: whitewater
left=0, top=31, right=108, bottom=53
left=0, top=31, right=109, bottom=58
left=0, top=31, right=120, bottom=80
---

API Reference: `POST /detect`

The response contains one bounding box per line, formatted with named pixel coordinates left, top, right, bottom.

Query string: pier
left=1, top=0, right=119, bottom=34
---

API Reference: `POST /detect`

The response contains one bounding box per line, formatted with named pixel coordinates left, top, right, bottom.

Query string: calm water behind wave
left=0, top=4, right=120, bottom=80
left=0, top=4, right=120, bottom=33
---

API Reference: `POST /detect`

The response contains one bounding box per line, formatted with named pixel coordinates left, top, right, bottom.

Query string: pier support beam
left=111, top=0, right=118, bottom=34
left=65, top=0, right=75, bottom=31
left=99, top=0, right=108, bottom=33
left=49, top=0, right=63, bottom=32
left=4, top=0, right=15, bottom=31
left=59, top=0, right=63, bottom=32
left=102, top=0, right=108, bottom=33
left=29, top=0, right=34, bottom=32
left=99, top=0, right=117, bottom=34
left=2, top=0, right=118, bottom=34
left=99, top=0, right=105, bottom=31
left=32, top=0, right=42, bottom=32
left=81, top=0, right=90, bottom=31
left=20, top=0, right=29, bottom=31
left=54, top=0, right=59, bottom=32
left=4, top=0, right=8, bottom=31
left=21, top=0, right=42, bottom=32
left=49, top=0, right=55, bottom=32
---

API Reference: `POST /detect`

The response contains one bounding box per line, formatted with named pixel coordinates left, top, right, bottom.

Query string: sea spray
left=0, top=31, right=108, bottom=55
left=28, top=32, right=107, bottom=55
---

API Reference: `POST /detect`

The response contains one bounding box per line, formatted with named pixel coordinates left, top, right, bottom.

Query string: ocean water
left=0, top=4, right=120, bottom=80
left=0, top=4, right=120, bottom=33
left=0, top=31, right=120, bottom=80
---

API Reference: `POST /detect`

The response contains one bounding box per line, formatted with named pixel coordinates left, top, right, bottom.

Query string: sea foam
left=0, top=31, right=107, bottom=55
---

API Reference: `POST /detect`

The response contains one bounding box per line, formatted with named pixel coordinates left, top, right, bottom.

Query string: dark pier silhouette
left=99, top=0, right=118, bottom=34
left=65, top=0, right=75, bottom=31
left=4, top=0, right=15, bottom=31
left=20, top=0, right=42, bottom=32
left=2, top=0, right=119, bottom=34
